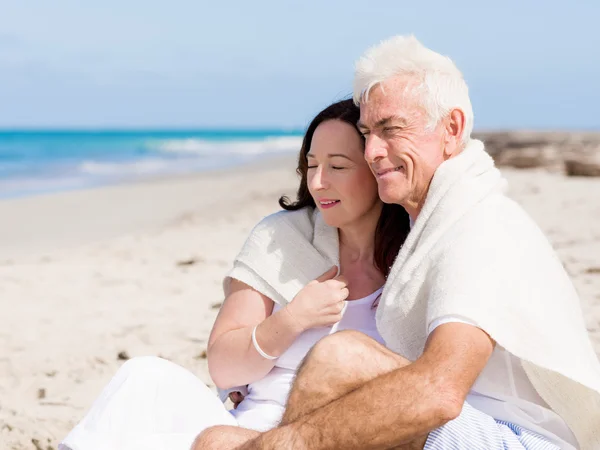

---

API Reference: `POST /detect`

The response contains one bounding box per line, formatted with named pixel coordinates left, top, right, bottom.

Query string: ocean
left=0, top=129, right=303, bottom=199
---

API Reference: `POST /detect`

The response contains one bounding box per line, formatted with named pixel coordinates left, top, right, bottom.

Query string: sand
left=0, top=156, right=599, bottom=450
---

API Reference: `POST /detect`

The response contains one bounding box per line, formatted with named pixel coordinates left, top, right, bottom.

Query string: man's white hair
left=353, top=35, right=474, bottom=144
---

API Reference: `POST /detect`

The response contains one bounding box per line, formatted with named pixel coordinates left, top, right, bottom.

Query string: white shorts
left=60, top=356, right=239, bottom=450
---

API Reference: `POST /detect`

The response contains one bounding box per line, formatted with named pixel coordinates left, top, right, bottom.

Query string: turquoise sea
left=0, top=129, right=303, bottom=198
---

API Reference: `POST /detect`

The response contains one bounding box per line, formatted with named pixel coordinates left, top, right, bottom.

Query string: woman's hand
left=284, top=266, right=349, bottom=332
left=228, top=391, right=246, bottom=409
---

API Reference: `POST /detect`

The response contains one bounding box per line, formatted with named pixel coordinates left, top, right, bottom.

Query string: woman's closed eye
left=307, top=165, right=346, bottom=170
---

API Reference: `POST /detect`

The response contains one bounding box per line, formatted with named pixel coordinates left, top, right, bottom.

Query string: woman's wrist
left=280, top=303, right=308, bottom=335
left=252, top=325, right=278, bottom=360
left=252, top=307, right=305, bottom=359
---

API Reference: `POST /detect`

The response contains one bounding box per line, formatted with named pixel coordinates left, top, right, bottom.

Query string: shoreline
left=0, top=154, right=297, bottom=261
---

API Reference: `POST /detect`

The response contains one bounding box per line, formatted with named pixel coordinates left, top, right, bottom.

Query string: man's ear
left=443, top=108, right=466, bottom=158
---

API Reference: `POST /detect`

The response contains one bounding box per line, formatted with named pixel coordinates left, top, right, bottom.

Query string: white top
left=230, top=288, right=384, bottom=431
left=430, top=316, right=578, bottom=449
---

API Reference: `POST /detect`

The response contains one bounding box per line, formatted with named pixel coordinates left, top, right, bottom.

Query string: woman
left=59, top=99, right=410, bottom=450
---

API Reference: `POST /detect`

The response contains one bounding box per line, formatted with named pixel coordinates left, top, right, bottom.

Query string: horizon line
left=1, top=126, right=599, bottom=134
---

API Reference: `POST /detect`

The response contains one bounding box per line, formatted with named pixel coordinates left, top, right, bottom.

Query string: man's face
left=358, top=75, right=449, bottom=217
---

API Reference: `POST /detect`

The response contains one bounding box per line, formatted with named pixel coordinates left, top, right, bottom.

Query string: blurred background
left=1, top=0, right=599, bottom=198
left=0, top=2, right=599, bottom=449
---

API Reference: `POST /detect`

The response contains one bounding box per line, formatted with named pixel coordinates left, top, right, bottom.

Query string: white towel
left=224, top=207, right=339, bottom=306
left=376, top=139, right=600, bottom=450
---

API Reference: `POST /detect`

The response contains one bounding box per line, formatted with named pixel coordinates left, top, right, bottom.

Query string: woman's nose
left=309, top=166, right=328, bottom=191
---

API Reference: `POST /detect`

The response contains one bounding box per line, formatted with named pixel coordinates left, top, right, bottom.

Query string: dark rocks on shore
left=474, top=131, right=600, bottom=177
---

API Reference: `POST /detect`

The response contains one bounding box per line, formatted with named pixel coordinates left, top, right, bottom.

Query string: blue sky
left=1, top=0, right=599, bottom=130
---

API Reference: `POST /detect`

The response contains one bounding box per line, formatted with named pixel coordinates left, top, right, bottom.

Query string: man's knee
left=193, top=425, right=259, bottom=450
left=283, top=331, right=409, bottom=425
left=307, top=330, right=374, bottom=365
left=192, top=426, right=228, bottom=450
left=304, top=330, right=407, bottom=374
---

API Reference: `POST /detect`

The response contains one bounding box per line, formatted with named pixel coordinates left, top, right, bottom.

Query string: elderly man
left=197, top=36, right=600, bottom=450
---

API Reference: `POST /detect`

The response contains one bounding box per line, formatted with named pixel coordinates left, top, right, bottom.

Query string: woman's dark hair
left=279, top=98, right=410, bottom=277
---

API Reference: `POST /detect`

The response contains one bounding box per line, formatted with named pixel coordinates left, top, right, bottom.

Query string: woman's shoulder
left=252, top=207, right=318, bottom=235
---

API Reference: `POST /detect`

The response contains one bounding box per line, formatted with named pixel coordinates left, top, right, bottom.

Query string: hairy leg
left=282, top=330, right=408, bottom=424
left=281, top=330, right=428, bottom=449
left=191, top=331, right=402, bottom=450
left=192, top=425, right=260, bottom=450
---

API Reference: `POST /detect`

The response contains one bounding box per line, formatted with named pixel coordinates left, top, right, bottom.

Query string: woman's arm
left=207, top=279, right=304, bottom=389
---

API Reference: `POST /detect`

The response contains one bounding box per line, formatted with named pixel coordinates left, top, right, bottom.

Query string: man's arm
left=239, top=323, right=495, bottom=450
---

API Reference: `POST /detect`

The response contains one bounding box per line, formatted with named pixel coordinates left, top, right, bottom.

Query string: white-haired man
left=197, top=36, right=600, bottom=449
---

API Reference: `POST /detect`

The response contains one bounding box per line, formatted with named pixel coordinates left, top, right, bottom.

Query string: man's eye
left=331, top=166, right=345, bottom=170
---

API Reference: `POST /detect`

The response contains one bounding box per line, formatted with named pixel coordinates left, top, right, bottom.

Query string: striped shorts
left=424, top=402, right=561, bottom=450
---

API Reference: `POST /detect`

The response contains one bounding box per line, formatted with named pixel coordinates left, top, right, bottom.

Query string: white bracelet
left=252, top=325, right=278, bottom=360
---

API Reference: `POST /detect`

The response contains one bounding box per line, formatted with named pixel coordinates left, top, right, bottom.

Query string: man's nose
left=364, top=134, right=387, bottom=164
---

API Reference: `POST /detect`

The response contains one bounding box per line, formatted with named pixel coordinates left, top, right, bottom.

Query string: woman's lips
left=319, top=199, right=340, bottom=209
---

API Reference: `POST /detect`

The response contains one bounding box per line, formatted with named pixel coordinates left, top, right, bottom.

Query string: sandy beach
left=1, top=154, right=599, bottom=450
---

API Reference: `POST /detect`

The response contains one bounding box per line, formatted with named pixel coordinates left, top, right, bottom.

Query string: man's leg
left=281, top=330, right=428, bottom=449
left=192, top=425, right=260, bottom=450
left=282, top=330, right=408, bottom=425
left=191, top=331, right=407, bottom=450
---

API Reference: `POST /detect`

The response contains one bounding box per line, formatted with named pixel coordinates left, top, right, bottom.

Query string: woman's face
left=307, top=119, right=382, bottom=229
